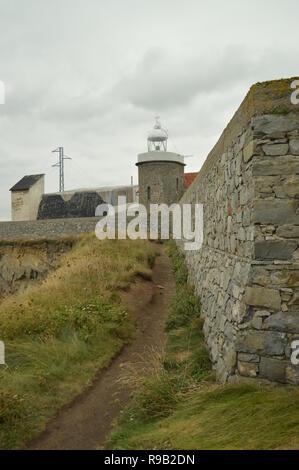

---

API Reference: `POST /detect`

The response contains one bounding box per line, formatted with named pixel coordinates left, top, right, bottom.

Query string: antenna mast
left=52, top=147, right=71, bottom=192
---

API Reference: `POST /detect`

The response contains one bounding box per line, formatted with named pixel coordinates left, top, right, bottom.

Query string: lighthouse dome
left=147, top=117, right=168, bottom=143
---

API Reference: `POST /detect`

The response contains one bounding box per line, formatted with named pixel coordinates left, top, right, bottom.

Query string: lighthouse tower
left=136, top=117, right=185, bottom=208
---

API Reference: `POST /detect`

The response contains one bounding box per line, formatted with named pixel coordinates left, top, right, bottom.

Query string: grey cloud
left=115, top=45, right=298, bottom=112
left=115, top=46, right=253, bottom=110
left=0, top=0, right=299, bottom=221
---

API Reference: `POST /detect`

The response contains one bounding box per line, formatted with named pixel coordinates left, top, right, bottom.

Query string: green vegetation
left=165, top=241, right=201, bottom=332
left=269, top=105, right=290, bottom=115
left=0, top=235, right=157, bottom=449
left=107, top=241, right=299, bottom=450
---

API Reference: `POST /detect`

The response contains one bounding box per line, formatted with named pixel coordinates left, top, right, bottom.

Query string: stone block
left=237, top=227, right=246, bottom=241
left=262, top=143, right=289, bottom=156
left=286, top=365, right=299, bottom=385
left=271, top=270, right=299, bottom=288
left=243, top=140, right=258, bottom=163
left=263, top=311, right=299, bottom=333
left=252, top=199, right=298, bottom=225
left=232, top=284, right=243, bottom=299
left=277, top=225, right=299, bottom=239
left=255, top=310, right=271, bottom=318
left=252, top=156, right=299, bottom=176
left=244, top=286, right=281, bottom=311
left=227, top=216, right=232, bottom=234
left=253, top=267, right=270, bottom=286
left=289, top=139, right=299, bottom=155
left=224, top=322, right=234, bottom=341
left=252, top=115, right=299, bottom=136
left=239, top=189, right=248, bottom=206
left=252, top=316, right=263, bottom=329
left=238, top=352, right=260, bottom=363
left=236, top=330, right=287, bottom=355
left=254, top=240, right=297, bottom=260
left=238, top=361, right=259, bottom=377
left=232, top=301, right=247, bottom=323
left=274, top=176, right=299, bottom=199
left=233, top=262, right=251, bottom=284
left=215, top=357, right=229, bottom=383
left=223, top=344, right=237, bottom=372
left=259, top=357, right=286, bottom=383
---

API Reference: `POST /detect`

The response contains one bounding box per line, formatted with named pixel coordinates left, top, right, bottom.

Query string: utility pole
left=52, top=147, right=71, bottom=192
left=131, top=176, right=134, bottom=202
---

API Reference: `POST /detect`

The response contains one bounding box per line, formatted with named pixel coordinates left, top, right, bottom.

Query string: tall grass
left=0, top=235, right=157, bottom=449
left=106, top=241, right=213, bottom=448
left=106, top=241, right=299, bottom=450
left=165, top=242, right=201, bottom=332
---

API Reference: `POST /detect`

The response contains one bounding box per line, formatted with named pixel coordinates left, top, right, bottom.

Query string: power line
left=52, top=147, right=72, bottom=192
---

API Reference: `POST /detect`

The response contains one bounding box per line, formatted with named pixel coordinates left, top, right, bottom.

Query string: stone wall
left=238, top=113, right=299, bottom=385
left=0, top=239, right=73, bottom=297
left=0, top=217, right=101, bottom=241
left=138, top=161, right=185, bottom=209
left=179, top=78, right=299, bottom=385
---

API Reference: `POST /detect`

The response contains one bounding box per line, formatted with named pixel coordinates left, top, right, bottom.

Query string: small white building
left=10, top=174, right=45, bottom=221
left=9, top=174, right=138, bottom=221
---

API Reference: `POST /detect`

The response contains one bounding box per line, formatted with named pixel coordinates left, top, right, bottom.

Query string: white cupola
left=147, top=116, right=168, bottom=151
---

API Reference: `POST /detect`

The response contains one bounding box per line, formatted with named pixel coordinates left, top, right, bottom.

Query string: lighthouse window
left=147, top=186, right=151, bottom=201
left=176, top=178, right=179, bottom=191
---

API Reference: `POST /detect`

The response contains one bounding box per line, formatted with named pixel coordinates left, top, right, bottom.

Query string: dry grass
left=0, top=234, right=157, bottom=449
left=0, top=235, right=80, bottom=247
left=0, top=235, right=155, bottom=340
left=107, top=383, right=299, bottom=450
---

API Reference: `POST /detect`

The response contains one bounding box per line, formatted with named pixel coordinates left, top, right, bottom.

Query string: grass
left=106, top=241, right=299, bottom=450
left=0, top=235, right=80, bottom=247
left=107, top=383, right=299, bottom=450
left=0, top=234, right=158, bottom=449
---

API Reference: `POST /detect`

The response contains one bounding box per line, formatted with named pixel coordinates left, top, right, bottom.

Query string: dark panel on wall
left=37, top=192, right=105, bottom=220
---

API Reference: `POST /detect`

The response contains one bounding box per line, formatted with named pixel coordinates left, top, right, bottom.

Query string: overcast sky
left=0, top=0, right=298, bottom=220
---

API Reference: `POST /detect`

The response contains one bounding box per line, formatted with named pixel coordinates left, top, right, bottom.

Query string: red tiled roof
left=184, top=172, right=198, bottom=187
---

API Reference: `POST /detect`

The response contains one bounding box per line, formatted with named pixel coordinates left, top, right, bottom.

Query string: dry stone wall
left=0, top=217, right=101, bottom=241
left=138, top=161, right=185, bottom=209
left=238, top=113, right=299, bottom=385
left=179, top=78, right=299, bottom=385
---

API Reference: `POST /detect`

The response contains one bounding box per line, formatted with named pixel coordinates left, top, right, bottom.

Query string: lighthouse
left=136, top=117, right=185, bottom=208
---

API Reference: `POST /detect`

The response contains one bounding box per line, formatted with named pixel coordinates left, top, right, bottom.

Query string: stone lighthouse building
left=136, top=118, right=185, bottom=208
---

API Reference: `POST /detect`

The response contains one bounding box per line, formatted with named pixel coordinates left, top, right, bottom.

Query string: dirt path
left=28, top=247, right=175, bottom=450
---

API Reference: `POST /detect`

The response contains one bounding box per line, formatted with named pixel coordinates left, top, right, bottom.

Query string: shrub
left=166, top=284, right=201, bottom=331
left=166, top=241, right=188, bottom=285
left=125, top=371, right=180, bottom=423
